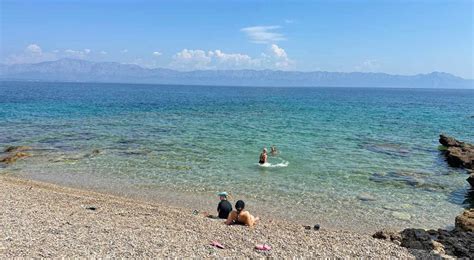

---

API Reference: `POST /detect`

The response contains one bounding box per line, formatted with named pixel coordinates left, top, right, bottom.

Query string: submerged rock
left=356, top=192, right=377, bottom=202
left=362, top=143, right=410, bottom=157
left=392, top=212, right=411, bottom=221
left=439, top=134, right=474, bottom=170
left=369, top=171, right=444, bottom=191
left=3, top=145, right=32, bottom=153
left=0, top=151, right=30, bottom=164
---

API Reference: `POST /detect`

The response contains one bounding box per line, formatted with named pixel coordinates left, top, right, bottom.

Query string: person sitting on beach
left=225, top=200, right=259, bottom=227
left=216, top=192, right=232, bottom=219
left=259, top=148, right=268, bottom=164
left=270, top=145, right=278, bottom=155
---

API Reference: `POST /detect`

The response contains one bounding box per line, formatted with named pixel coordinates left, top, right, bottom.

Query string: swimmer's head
left=235, top=200, right=245, bottom=212
left=263, top=148, right=267, bottom=153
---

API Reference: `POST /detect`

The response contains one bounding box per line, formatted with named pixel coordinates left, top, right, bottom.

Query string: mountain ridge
left=1, top=58, right=472, bottom=89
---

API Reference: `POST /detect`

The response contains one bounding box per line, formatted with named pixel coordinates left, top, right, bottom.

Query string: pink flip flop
left=255, top=244, right=272, bottom=251
left=210, top=241, right=224, bottom=249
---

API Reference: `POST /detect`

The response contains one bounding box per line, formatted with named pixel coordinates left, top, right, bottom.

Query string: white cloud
left=99, top=51, right=107, bottom=55
left=121, top=49, right=129, bottom=53
left=269, top=44, right=293, bottom=69
left=270, top=44, right=287, bottom=59
left=5, top=44, right=99, bottom=64
left=209, top=50, right=258, bottom=68
left=170, top=45, right=294, bottom=70
left=5, top=43, right=56, bottom=64
left=240, top=25, right=286, bottom=44
left=152, top=51, right=162, bottom=57
left=25, top=44, right=42, bottom=54
left=284, top=19, right=294, bottom=24
left=171, top=49, right=212, bottom=69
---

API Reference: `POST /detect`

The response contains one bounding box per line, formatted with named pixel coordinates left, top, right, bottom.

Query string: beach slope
left=1, top=175, right=422, bottom=258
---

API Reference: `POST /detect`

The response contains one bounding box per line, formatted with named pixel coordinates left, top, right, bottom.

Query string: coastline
left=0, top=174, right=429, bottom=258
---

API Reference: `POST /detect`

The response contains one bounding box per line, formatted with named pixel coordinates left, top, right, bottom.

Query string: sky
left=1, top=0, right=473, bottom=78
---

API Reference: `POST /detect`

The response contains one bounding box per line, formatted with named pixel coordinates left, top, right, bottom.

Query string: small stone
left=431, top=240, right=445, bottom=254
left=357, top=193, right=377, bottom=202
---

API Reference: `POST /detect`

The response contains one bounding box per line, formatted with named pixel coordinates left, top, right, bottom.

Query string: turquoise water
left=1, top=81, right=473, bottom=232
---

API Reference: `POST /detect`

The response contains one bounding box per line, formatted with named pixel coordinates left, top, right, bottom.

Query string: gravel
left=0, top=175, right=429, bottom=258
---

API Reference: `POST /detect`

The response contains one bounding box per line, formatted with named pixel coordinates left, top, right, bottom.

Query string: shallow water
left=1, top=81, right=473, bottom=232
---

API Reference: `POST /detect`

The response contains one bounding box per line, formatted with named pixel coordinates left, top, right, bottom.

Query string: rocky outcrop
left=374, top=210, right=474, bottom=258
left=439, top=134, right=474, bottom=169
left=455, top=209, right=474, bottom=232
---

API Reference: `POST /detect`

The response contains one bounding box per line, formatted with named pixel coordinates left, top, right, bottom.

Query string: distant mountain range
left=1, top=58, right=472, bottom=88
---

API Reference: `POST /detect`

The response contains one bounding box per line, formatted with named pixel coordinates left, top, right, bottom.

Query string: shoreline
left=0, top=174, right=430, bottom=258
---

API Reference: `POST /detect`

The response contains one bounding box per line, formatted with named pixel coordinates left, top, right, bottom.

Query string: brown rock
left=455, top=209, right=474, bottom=232
left=431, top=240, right=445, bottom=254
left=439, top=134, right=463, bottom=147
left=0, top=152, right=30, bottom=164
left=372, top=229, right=401, bottom=243
left=438, top=135, right=474, bottom=170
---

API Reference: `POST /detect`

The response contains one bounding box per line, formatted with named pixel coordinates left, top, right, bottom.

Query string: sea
left=1, top=81, right=473, bottom=233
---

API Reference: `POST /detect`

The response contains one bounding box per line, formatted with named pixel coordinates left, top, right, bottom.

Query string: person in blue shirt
left=216, top=192, right=232, bottom=219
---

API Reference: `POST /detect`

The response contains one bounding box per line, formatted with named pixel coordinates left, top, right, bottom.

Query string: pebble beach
left=0, top=175, right=431, bottom=258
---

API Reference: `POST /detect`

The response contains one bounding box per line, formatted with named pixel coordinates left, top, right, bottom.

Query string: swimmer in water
left=270, top=145, right=277, bottom=155
left=259, top=148, right=268, bottom=164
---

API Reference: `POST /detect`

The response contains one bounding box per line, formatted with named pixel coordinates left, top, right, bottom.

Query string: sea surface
left=1, top=81, right=473, bottom=232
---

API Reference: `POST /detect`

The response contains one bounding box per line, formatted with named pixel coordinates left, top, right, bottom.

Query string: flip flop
left=255, top=244, right=272, bottom=251
left=210, top=241, right=224, bottom=249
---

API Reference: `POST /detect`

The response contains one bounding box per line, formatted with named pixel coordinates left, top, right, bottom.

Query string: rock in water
left=439, top=134, right=474, bottom=169
left=0, top=152, right=30, bottom=164
left=439, top=135, right=463, bottom=147
left=467, top=172, right=474, bottom=187
left=455, top=209, right=474, bottom=232
left=3, top=145, right=32, bottom=153
left=357, top=193, right=377, bottom=201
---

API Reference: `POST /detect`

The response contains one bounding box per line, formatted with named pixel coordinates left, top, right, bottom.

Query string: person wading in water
left=259, top=148, right=268, bottom=165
